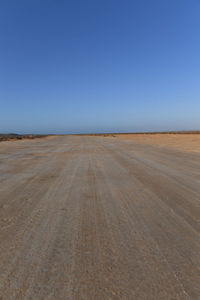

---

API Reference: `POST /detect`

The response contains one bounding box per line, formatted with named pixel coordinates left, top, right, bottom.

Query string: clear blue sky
left=1, top=0, right=200, bottom=134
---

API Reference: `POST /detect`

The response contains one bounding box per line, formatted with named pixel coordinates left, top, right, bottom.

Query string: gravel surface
left=0, top=135, right=200, bottom=299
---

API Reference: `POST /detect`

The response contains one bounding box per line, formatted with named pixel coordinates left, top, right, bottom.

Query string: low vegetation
left=0, top=133, right=48, bottom=142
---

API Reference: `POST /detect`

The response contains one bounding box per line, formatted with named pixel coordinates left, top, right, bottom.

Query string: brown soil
left=0, top=135, right=200, bottom=299
left=114, top=133, right=200, bottom=153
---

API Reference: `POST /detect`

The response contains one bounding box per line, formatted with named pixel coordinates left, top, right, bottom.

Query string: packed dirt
left=0, top=135, right=200, bottom=299
left=114, top=133, right=200, bottom=153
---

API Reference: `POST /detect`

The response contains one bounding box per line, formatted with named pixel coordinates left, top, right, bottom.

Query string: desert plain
left=0, top=133, right=200, bottom=299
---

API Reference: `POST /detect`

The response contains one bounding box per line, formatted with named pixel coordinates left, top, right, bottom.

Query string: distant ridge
left=73, top=130, right=200, bottom=136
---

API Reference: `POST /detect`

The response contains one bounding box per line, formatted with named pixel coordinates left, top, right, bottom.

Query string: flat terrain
left=0, top=135, right=200, bottom=299
left=114, top=133, right=200, bottom=153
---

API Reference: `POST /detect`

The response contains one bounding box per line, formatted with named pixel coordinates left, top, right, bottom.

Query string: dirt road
left=0, top=135, right=200, bottom=299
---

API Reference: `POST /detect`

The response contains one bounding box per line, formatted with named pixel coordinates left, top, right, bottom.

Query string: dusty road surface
left=114, top=133, right=200, bottom=153
left=0, top=135, right=200, bottom=299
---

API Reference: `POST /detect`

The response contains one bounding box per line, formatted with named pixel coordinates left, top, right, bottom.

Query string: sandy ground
left=114, top=133, right=200, bottom=153
left=0, top=135, right=200, bottom=299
